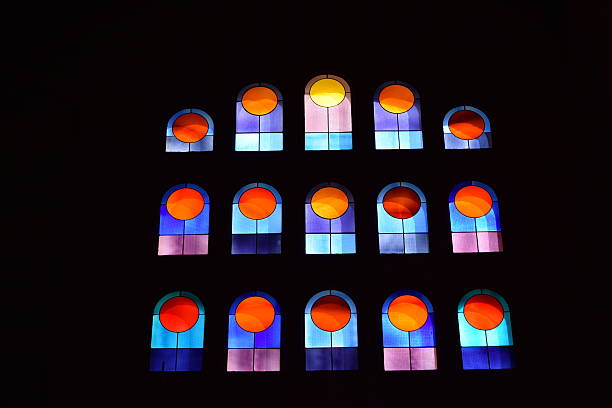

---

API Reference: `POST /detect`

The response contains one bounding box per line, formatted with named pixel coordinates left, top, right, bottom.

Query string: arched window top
left=153, top=290, right=205, bottom=315
left=382, top=290, right=433, bottom=314
left=161, top=183, right=210, bottom=205
left=449, top=181, right=498, bottom=203
left=233, top=182, right=282, bottom=205
left=235, top=83, right=283, bottom=151
left=229, top=290, right=280, bottom=315
left=458, top=289, right=510, bottom=313
left=306, top=182, right=354, bottom=203
left=305, top=289, right=357, bottom=314
left=443, top=106, right=492, bottom=149
left=373, top=81, right=420, bottom=101
left=377, top=182, right=426, bottom=204
left=166, top=108, right=214, bottom=152
left=373, top=81, right=422, bottom=150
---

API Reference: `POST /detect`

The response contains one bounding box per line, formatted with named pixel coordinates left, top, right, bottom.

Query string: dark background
left=5, top=1, right=607, bottom=407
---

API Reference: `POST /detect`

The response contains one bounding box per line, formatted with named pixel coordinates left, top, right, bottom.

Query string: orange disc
left=311, top=295, right=351, bottom=332
left=464, top=294, right=504, bottom=330
left=454, top=186, right=493, bottom=218
left=388, top=295, right=428, bottom=331
left=448, top=110, right=485, bottom=140
left=242, top=86, right=278, bottom=116
left=311, top=187, right=349, bottom=219
left=159, top=296, right=199, bottom=333
left=166, top=188, right=205, bottom=220
left=172, top=113, right=209, bottom=143
left=238, top=187, right=276, bottom=220
left=383, top=187, right=421, bottom=219
left=235, top=296, right=275, bottom=333
left=379, top=84, right=415, bottom=114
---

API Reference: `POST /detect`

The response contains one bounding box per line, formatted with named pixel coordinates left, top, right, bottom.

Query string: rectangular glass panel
left=383, top=347, right=411, bottom=371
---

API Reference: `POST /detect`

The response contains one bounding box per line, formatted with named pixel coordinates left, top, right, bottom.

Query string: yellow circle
left=310, top=78, right=346, bottom=108
left=311, top=187, right=349, bottom=219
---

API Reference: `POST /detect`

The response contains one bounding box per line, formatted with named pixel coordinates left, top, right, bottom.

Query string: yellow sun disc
left=310, top=78, right=346, bottom=108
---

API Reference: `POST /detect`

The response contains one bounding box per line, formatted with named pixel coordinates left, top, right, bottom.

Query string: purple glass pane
left=331, top=347, right=358, bottom=370
left=410, top=347, right=437, bottom=370
left=452, top=232, right=478, bottom=253
left=158, top=235, right=183, bottom=256
left=383, top=348, right=411, bottom=371
left=183, top=235, right=208, bottom=255
left=488, top=346, right=514, bottom=369
left=254, top=316, right=281, bottom=348
left=159, top=205, right=184, bottom=235
left=305, top=348, right=332, bottom=371
left=236, top=103, right=259, bottom=133
left=409, top=314, right=436, bottom=347
left=306, top=204, right=330, bottom=233
left=373, top=101, right=398, bottom=131
left=231, top=234, right=257, bottom=254
left=477, top=231, right=503, bottom=252
left=398, top=102, right=421, bottom=130
left=462, top=347, right=489, bottom=369
left=149, top=348, right=177, bottom=372
left=328, top=96, right=352, bottom=132
left=176, top=349, right=203, bottom=372
left=256, top=234, right=281, bottom=254
left=254, top=348, right=280, bottom=372
left=227, top=348, right=254, bottom=372
left=260, top=102, right=283, bottom=133
left=331, top=204, right=355, bottom=233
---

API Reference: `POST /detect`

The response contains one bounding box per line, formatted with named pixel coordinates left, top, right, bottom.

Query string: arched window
left=382, top=291, right=437, bottom=371
left=232, top=183, right=282, bottom=254
left=150, top=291, right=205, bottom=372
left=304, top=75, right=352, bottom=150
left=449, top=181, right=502, bottom=253
left=235, top=83, right=283, bottom=151
left=158, top=183, right=210, bottom=255
left=443, top=106, right=492, bottom=149
left=305, top=183, right=355, bottom=254
left=166, top=108, right=214, bottom=152
left=458, top=289, right=514, bottom=369
left=305, top=290, right=358, bottom=370
left=227, top=291, right=281, bottom=372
left=373, top=81, right=423, bottom=149
left=377, top=182, right=428, bottom=254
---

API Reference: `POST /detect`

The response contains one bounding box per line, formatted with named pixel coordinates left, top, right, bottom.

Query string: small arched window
left=443, top=106, right=492, bottom=149
left=235, top=83, right=283, bottom=151
left=150, top=291, right=205, bottom=371
left=305, top=290, right=358, bottom=370
left=373, top=81, right=423, bottom=149
left=377, top=182, right=428, bottom=253
left=382, top=291, right=437, bottom=370
left=166, top=108, right=214, bottom=152
left=232, top=183, right=282, bottom=254
left=458, top=289, right=514, bottom=369
left=227, top=291, right=281, bottom=372
left=305, top=183, right=355, bottom=254
left=305, top=75, right=352, bottom=150
left=158, top=184, right=210, bottom=255
left=449, top=181, right=502, bottom=253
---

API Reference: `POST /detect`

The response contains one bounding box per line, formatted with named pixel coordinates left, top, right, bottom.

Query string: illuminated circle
left=172, top=113, right=209, bottom=143
left=464, top=294, right=504, bottom=330
left=448, top=109, right=485, bottom=140
left=159, top=296, right=199, bottom=333
left=238, top=187, right=277, bottom=220
left=379, top=84, right=415, bottom=114
left=241, top=86, right=278, bottom=116
left=167, top=188, right=205, bottom=220
left=454, top=185, right=493, bottom=218
left=311, top=295, right=351, bottom=332
left=388, top=295, right=428, bottom=331
left=383, top=187, right=421, bottom=219
left=309, top=78, right=346, bottom=108
left=235, top=296, right=275, bottom=333
left=310, top=187, right=349, bottom=219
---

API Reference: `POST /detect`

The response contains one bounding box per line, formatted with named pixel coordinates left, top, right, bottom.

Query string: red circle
left=172, top=113, right=209, bottom=143
left=311, top=295, right=351, bottom=332
left=464, top=294, right=504, bottom=330
left=383, top=186, right=421, bottom=219
left=448, top=109, right=485, bottom=140
left=159, top=296, right=199, bottom=333
left=238, top=187, right=277, bottom=220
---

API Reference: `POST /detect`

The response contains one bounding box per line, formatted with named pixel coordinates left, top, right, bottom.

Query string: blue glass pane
left=184, top=205, right=210, bottom=235
left=151, top=316, right=178, bottom=348
left=469, top=133, right=492, bottom=149
left=305, top=133, right=328, bottom=150
left=379, top=234, right=405, bottom=254
left=149, top=348, right=177, bottom=372
left=306, top=205, right=330, bottom=233
left=382, top=315, right=410, bottom=347
left=331, top=234, right=356, bottom=254
left=259, top=133, right=283, bottom=151
left=398, top=103, right=421, bottom=130
left=305, top=348, right=332, bottom=371
left=398, top=131, right=423, bottom=149
left=228, top=315, right=255, bottom=348
left=189, top=136, right=213, bottom=152
left=176, top=348, right=203, bottom=371
left=404, top=233, right=429, bottom=254
left=449, top=204, right=477, bottom=232
left=373, top=102, right=398, bottom=131
left=232, top=205, right=257, bottom=234
left=475, top=202, right=502, bottom=232
left=305, top=315, right=332, bottom=348
left=235, top=133, right=260, bottom=151
left=260, top=102, right=283, bottom=132
left=159, top=205, right=184, bottom=235
left=444, top=133, right=469, bottom=149
left=375, top=131, right=400, bottom=150
left=329, top=132, right=352, bottom=150
left=236, top=103, right=259, bottom=132
left=177, top=317, right=205, bottom=348
left=257, top=206, right=282, bottom=233
left=255, top=316, right=281, bottom=348
left=331, top=204, right=355, bottom=233
left=485, top=313, right=513, bottom=346
left=232, top=235, right=257, bottom=255
left=409, top=314, right=435, bottom=347
left=462, top=347, right=489, bottom=369
left=332, top=347, right=358, bottom=370
left=488, top=346, right=514, bottom=369
left=256, top=234, right=281, bottom=254
left=378, top=204, right=404, bottom=233
left=331, top=316, right=358, bottom=347
left=403, top=204, right=428, bottom=233
left=306, top=234, right=331, bottom=254
left=166, top=137, right=189, bottom=152
left=458, top=315, right=487, bottom=347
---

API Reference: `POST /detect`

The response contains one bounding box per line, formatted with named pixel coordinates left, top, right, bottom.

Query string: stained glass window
left=150, top=291, right=205, bottom=372
left=166, top=109, right=214, bottom=152
left=382, top=291, right=437, bottom=371
left=158, top=183, right=210, bottom=255
left=232, top=183, right=282, bottom=254
left=305, top=290, right=358, bottom=371
left=235, top=83, right=283, bottom=151
left=227, top=291, right=281, bottom=372
left=304, top=75, right=352, bottom=150
left=377, top=182, right=428, bottom=254
left=458, top=289, right=514, bottom=369
left=305, top=183, right=356, bottom=254
left=443, top=106, right=492, bottom=149
left=373, top=81, right=423, bottom=149
left=449, top=181, right=502, bottom=253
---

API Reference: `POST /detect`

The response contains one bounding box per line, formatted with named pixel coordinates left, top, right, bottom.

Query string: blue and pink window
left=227, top=291, right=281, bottom=372
left=458, top=289, right=514, bottom=369
left=373, top=81, right=423, bottom=149
left=305, top=290, right=358, bottom=371
left=235, top=83, right=283, bottom=151
left=150, top=291, right=205, bottom=372
left=443, top=106, right=492, bottom=149
left=382, top=291, right=437, bottom=371
left=158, top=183, right=210, bottom=255
left=166, top=108, right=214, bottom=152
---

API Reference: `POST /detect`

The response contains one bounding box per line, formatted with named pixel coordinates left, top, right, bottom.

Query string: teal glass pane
left=305, top=315, right=332, bottom=348
left=305, top=133, right=329, bottom=150
left=331, top=316, right=358, bottom=347
left=256, top=205, right=282, bottom=233
left=177, top=316, right=205, bottom=348
left=331, top=233, right=356, bottom=254
left=377, top=203, right=404, bottom=233
left=375, top=131, right=399, bottom=150
left=232, top=204, right=257, bottom=234
left=485, top=313, right=513, bottom=346
left=402, top=204, right=428, bottom=233
left=458, top=314, right=487, bottom=347
left=329, top=132, right=352, bottom=150
left=235, top=133, right=260, bottom=151
left=259, top=133, right=283, bottom=151
left=399, top=130, right=423, bottom=149
left=306, top=234, right=331, bottom=254
left=151, top=316, right=177, bottom=348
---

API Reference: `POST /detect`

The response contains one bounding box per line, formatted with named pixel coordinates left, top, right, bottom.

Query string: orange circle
left=166, top=188, right=205, bottom=220
left=448, top=110, right=485, bottom=140
left=311, top=295, right=351, bottom=332
left=379, top=85, right=415, bottom=114
left=388, top=295, right=428, bottom=331
left=464, top=294, right=504, bottom=330
left=241, top=86, right=278, bottom=116
left=454, top=186, right=493, bottom=218
left=383, top=187, right=421, bottom=219
left=159, top=296, right=199, bottom=333
left=311, top=187, right=349, bottom=219
left=238, top=187, right=277, bottom=220
left=235, top=296, right=275, bottom=333
left=172, top=113, right=209, bottom=143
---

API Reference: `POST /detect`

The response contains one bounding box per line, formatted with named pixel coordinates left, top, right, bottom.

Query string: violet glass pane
left=462, top=347, right=489, bottom=369
left=305, top=348, right=332, bottom=371
left=409, top=314, right=436, bottom=347
left=410, top=347, right=437, bottom=370
left=477, top=231, right=503, bottom=252
left=452, top=232, right=478, bottom=253
left=373, top=102, right=398, bottom=131
left=158, top=235, right=183, bottom=256
left=149, top=349, right=177, bottom=372
left=231, top=234, right=257, bottom=254
left=488, top=346, right=514, bottom=369
left=176, top=349, right=203, bottom=372
left=159, top=205, right=184, bottom=235
left=236, top=102, right=260, bottom=133
left=306, top=204, right=330, bottom=233
left=305, top=96, right=328, bottom=132
left=183, top=235, right=208, bottom=255
left=379, top=234, right=405, bottom=254
left=227, top=348, right=254, bottom=372
left=331, top=347, right=358, bottom=371
left=256, top=234, right=281, bottom=254
left=331, top=204, right=355, bottom=233
left=328, top=96, right=352, bottom=132
left=383, top=348, right=411, bottom=371
left=398, top=102, right=421, bottom=130
left=260, top=102, right=283, bottom=133
left=254, top=316, right=280, bottom=348
left=254, top=349, right=280, bottom=372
